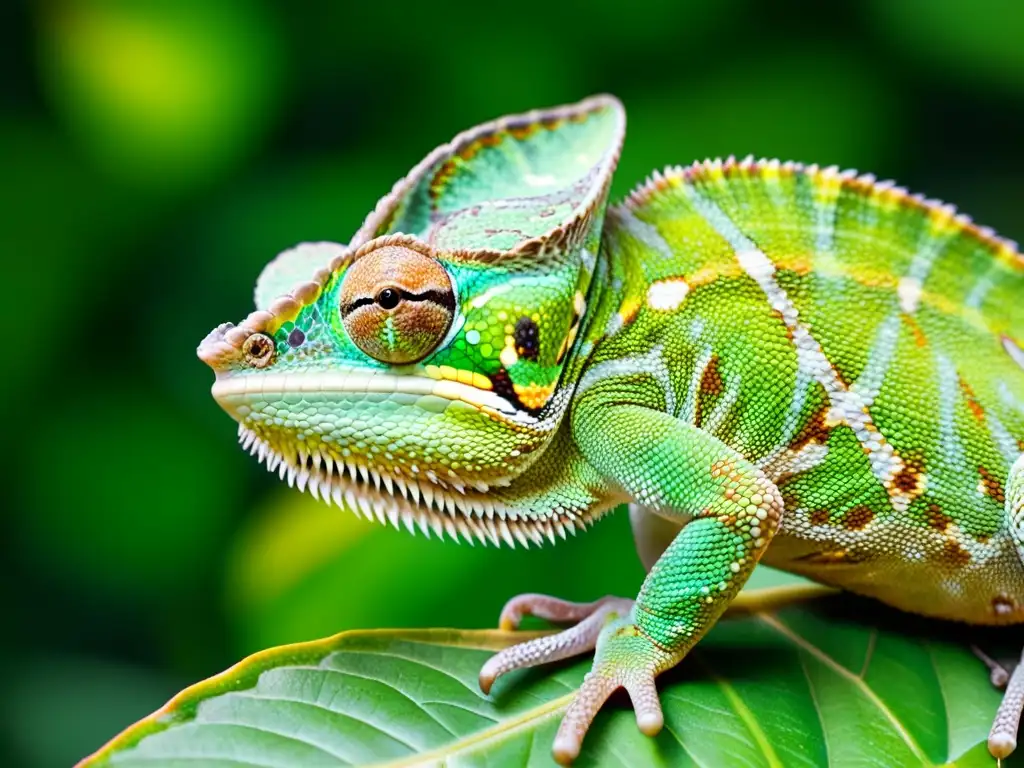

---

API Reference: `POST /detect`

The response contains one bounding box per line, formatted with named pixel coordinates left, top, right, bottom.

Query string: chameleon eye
left=340, top=244, right=455, bottom=365
left=375, top=288, right=401, bottom=310
left=242, top=332, right=275, bottom=368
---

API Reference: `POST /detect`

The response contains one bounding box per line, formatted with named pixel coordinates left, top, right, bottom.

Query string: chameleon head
left=197, top=95, right=624, bottom=536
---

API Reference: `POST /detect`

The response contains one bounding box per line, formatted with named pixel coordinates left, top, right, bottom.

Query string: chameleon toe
left=480, top=596, right=634, bottom=693
left=989, top=732, right=1016, bottom=760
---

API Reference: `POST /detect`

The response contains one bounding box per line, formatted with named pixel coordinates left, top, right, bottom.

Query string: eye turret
left=339, top=244, right=455, bottom=365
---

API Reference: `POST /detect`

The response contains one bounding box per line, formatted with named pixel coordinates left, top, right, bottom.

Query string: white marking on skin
left=689, top=317, right=706, bottom=340
left=812, top=173, right=842, bottom=277
left=606, top=313, right=624, bottom=336
left=470, top=283, right=514, bottom=309
left=966, top=269, right=995, bottom=310
left=617, top=209, right=675, bottom=259
left=702, top=373, right=740, bottom=434
left=760, top=368, right=812, bottom=470
left=1003, top=336, right=1024, bottom=371
left=987, top=411, right=1022, bottom=467
left=998, top=381, right=1024, bottom=416
left=499, top=346, right=519, bottom=367
left=852, top=313, right=902, bottom=407
left=574, top=292, right=587, bottom=316
left=933, top=353, right=987, bottom=518
left=762, top=444, right=829, bottom=484
left=580, top=247, right=596, bottom=273
left=686, top=187, right=902, bottom=491
left=646, top=278, right=690, bottom=311
left=465, top=329, right=481, bottom=345
left=524, top=173, right=556, bottom=187
left=577, top=345, right=676, bottom=415
left=954, top=523, right=1001, bottom=566
left=897, top=276, right=922, bottom=314
left=682, top=346, right=715, bottom=424
left=936, top=354, right=965, bottom=468
left=894, top=225, right=953, bottom=319
left=940, top=578, right=964, bottom=596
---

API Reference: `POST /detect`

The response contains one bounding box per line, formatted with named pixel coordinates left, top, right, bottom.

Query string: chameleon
left=198, top=95, right=1024, bottom=764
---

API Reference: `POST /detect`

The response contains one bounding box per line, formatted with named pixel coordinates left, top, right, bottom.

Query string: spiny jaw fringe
left=238, top=424, right=587, bottom=547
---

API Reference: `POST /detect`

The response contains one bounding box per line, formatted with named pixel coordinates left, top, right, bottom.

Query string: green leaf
left=77, top=587, right=1021, bottom=767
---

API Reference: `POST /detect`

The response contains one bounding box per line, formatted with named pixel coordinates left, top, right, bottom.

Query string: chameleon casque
left=198, top=95, right=1024, bottom=764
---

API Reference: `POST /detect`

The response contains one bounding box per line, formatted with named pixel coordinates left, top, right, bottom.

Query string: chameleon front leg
left=481, top=403, right=784, bottom=764
left=989, top=454, right=1024, bottom=758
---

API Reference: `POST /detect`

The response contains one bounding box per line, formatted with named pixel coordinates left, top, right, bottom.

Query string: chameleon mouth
left=211, top=370, right=539, bottom=426
left=236, top=423, right=586, bottom=547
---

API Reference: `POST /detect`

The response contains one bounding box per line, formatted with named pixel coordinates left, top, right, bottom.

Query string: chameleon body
left=198, top=96, right=1024, bottom=763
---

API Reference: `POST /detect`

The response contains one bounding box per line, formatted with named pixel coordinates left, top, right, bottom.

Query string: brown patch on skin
left=809, top=509, right=831, bottom=526
left=430, top=160, right=458, bottom=201
left=902, top=314, right=929, bottom=347
left=975, top=533, right=992, bottom=545
left=943, top=539, right=972, bottom=566
left=617, top=296, right=642, bottom=325
left=958, top=376, right=986, bottom=421
left=925, top=503, right=952, bottom=532
left=694, top=355, right=723, bottom=428
left=979, top=466, right=1006, bottom=504
left=892, top=452, right=926, bottom=495
left=507, top=123, right=540, bottom=141
left=789, top=403, right=832, bottom=453
left=993, top=595, right=1016, bottom=617
left=457, top=133, right=502, bottom=162
left=843, top=505, right=875, bottom=530
left=699, top=355, right=724, bottom=397
left=781, top=492, right=799, bottom=512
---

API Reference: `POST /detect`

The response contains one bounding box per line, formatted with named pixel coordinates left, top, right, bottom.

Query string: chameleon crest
left=198, top=96, right=624, bottom=543
left=199, top=97, right=1024, bottom=763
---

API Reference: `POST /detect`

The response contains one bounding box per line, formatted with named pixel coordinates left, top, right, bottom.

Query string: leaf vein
left=760, top=613, right=928, bottom=763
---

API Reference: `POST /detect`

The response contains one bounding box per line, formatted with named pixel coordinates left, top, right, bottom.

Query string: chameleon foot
left=985, top=646, right=1024, bottom=759
left=972, top=644, right=1011, bottom=688
left=480, top=594, right=673, bottom=765
left=479, top=593, right=634, bottom=692
left=550, top=613, right=674, bottom=764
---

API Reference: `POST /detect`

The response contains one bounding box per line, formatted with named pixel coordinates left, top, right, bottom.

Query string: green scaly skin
left=198, top=96, right=1024, bottom=763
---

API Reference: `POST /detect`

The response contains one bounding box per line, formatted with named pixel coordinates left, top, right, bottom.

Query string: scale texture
left=197, top=95, right=1024, bottom=763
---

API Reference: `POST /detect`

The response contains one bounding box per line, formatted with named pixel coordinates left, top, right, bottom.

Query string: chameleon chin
left=198, top=95, right=1024, bottom=764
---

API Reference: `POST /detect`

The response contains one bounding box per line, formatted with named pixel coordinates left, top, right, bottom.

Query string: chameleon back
left=597, top=158, right=1024, bottom=622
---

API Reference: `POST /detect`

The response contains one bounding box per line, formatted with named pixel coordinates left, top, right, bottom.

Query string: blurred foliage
left=3, top=1, right=1023, bottom=765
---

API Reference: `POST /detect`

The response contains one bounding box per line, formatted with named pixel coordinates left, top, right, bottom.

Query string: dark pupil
left=376, top=288, right=401, bottom=310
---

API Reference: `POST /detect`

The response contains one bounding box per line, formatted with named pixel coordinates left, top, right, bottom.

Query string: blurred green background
left=3, top=1, right=1023, bottom=765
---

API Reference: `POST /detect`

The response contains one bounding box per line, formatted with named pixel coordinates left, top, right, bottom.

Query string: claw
left=480, top=598, right=632, bottom=694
